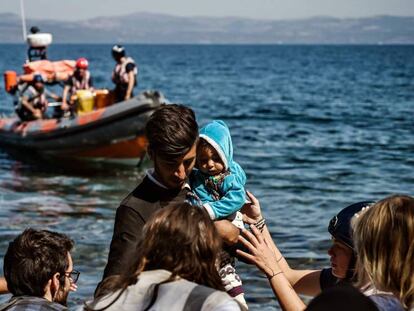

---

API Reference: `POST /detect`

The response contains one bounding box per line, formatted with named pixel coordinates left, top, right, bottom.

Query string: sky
left=1, top=0, right=414, bottom=21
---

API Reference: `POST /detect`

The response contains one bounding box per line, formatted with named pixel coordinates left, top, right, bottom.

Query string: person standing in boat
left=27, top=26, right=48, bottom=61
left=111, top=45, right=137, bottom=103
left=61, top=57, right=94, bottom=116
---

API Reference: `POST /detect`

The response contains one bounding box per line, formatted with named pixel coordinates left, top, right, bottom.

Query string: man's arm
left=45, top=89, right=61, bottom=102
left=125, top=71, right=135, bottom=100
left=21, top=96, right=41, bottom=119
left=101, top=205, right=145, bottom=283
left=61, top=85, right=70, bottom=111
left=214, top=220, right=239, bottom=245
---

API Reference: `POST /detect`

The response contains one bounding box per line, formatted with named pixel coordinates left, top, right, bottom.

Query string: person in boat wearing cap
left=27, top=26, right=48, bottom=62
left=236, top=196, right=374, bottom=310
left=111, top=45, right=137, bottom=103
left=14, top=74, right=49, bottom=121
left=61, top=58, right=94, bottom=116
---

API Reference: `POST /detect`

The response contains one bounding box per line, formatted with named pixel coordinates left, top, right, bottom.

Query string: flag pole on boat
left=20, top=0, right=27, bottom=41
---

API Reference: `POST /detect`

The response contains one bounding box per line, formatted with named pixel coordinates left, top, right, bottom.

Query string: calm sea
left=0, top=44, right=413, bottom=310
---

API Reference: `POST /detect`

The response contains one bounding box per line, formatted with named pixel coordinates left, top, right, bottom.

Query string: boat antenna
left=20, top=0, right=27, bottom=41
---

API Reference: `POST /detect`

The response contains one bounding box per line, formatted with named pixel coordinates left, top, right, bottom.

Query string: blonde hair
left=353, top=194, right=414, bottom=309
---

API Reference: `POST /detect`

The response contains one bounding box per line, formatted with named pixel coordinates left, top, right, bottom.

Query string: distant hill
left=0, top=12, right=413, bottom=44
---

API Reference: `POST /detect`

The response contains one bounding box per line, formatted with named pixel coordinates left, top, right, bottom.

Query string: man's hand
left=214, top=220, right=239, bottom=245
left=61, top=101, right=70, bottom=111
left=33, top=109, right=42, bottom=119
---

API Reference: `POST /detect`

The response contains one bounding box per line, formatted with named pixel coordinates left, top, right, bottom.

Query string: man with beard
left=0, top=229, right=79, bottom=311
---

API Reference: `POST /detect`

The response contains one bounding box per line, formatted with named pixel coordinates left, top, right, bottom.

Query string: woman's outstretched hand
left=237, top=225, right=280, bottom=278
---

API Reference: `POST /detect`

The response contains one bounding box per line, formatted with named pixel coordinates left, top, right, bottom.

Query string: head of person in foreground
left=3, top=228, right=76, bottom=306
left=352, top=194, right=414, bottom=310
left=91, top=203, right=231, bottom=310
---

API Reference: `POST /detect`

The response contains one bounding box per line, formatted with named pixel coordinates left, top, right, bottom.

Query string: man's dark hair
left=145, top=104, right=198, bottom=159
left=3, top=228, right=74, bottom=297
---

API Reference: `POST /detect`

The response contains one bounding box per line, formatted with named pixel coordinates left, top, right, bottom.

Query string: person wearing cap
left=111, top=45, right=138, bottom=103
left=236, top=194, right=374, bottom=310
left=14, top=74, right=49, bottom=121
left=61, top=57, right=93, bottom=115
left=27, top=26, right=48, bottom=61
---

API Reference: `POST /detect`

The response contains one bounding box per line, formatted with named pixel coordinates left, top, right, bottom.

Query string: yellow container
left=76, top=90, right=95, bottom=114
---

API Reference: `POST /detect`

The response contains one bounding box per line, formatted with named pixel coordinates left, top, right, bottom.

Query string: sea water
left=0, top=44, right=413, bottom=310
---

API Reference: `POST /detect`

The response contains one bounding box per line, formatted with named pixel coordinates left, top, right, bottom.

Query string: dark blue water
left=0, top=44, right=413, bottom=310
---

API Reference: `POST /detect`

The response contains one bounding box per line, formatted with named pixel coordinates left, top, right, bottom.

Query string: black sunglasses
left=65, top=269, right=80, bottom=284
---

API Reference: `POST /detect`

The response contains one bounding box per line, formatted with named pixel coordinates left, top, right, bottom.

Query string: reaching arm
left=237, top=226, right=306, bottom=311
left=261, top=225, right=321, bottom=296
left=241, top=191, right=322, bottom=297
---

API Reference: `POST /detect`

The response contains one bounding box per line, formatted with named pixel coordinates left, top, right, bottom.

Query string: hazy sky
left=1, top=0, right=414, bottom=21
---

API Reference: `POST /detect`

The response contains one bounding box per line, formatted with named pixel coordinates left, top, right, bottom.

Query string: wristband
left=254, top=218, right=266, bottom=232
left=268, top=271, right=283, bottom=281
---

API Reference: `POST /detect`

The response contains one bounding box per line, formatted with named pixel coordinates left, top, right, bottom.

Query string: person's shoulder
left=2, top=296, right=68, bottom=311
left=125, top=62, right=135, bottom=72
left=121, top=175, right=159, bottom=207
left=319, top=268, right=341, bottom=290
left=203, top=290, right=242, bottom=311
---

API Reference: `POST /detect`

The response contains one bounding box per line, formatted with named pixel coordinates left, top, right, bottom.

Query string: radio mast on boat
left=20, top=0, right=27, bottom=41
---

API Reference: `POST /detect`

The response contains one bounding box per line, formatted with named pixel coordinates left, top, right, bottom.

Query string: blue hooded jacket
left=190, top=120, right=247, bottom=220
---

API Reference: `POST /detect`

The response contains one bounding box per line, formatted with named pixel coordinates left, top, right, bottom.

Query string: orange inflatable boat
left=0, top=91, right=166, bottom=165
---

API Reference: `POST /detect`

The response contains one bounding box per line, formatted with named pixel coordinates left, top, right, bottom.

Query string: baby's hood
left=199, top=120, right=233, bottom=170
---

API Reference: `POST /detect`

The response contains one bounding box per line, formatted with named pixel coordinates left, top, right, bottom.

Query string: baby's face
left=197, top=146, right=224, bottom=176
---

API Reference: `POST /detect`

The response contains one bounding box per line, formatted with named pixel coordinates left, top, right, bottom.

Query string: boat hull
left=0, top=91, right=163, bottom=164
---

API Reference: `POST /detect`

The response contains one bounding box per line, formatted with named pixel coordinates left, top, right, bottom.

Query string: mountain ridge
left=0, top=12, right=413, bottom=44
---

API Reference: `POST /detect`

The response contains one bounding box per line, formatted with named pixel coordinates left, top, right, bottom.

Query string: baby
left=191, top=120, right=247, bottom=307
left=191, top=120, right=246, bottom=228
